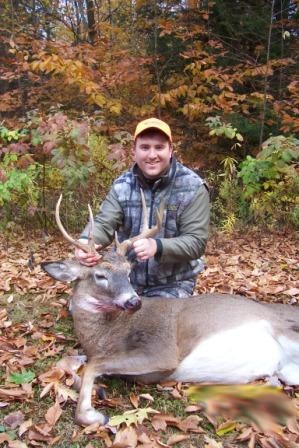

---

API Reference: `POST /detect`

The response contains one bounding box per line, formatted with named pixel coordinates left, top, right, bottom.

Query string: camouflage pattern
left=112, top=157, right=206, bottom=297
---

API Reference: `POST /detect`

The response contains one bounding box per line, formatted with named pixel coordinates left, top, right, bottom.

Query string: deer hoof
left=75, top=408, right=107, bottom=426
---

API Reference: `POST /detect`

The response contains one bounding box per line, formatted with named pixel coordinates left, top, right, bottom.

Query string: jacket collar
left=133, top=156, right=177, bottom=190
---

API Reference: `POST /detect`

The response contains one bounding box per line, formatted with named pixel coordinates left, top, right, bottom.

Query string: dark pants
left=135, top=279, right=196, bottom=299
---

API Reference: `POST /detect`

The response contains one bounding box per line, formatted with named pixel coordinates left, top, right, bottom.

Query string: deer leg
left=278, top=363, right=299, bottom=386
left=75, top=362, right=108, bottom=426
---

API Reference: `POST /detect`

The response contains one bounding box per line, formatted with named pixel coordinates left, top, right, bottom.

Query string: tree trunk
left=85, top=0, right=97, bottom=44
left=259, top=0, right=275, bottom=147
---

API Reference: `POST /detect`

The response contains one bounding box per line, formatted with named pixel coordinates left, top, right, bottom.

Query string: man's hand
left=133, top=238, right=157, bottom=261
left=75, top=241, right=102, bottom=266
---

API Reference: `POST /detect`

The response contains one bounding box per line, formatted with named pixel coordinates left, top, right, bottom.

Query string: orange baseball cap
left=134, top=117, right=172, bottom=142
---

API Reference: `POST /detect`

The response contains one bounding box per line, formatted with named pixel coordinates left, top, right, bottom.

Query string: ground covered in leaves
left=0, top=229, right=298, bottom=448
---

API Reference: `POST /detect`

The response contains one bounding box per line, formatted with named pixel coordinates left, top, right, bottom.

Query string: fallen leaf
left=45, top=400, right=62, bottom=426
left=176, top=415, right=204, bottom=433
left=129, top=393, right=139, bottom=409
left=8, top=441, right=28, bottom=448
left=284, top=288, right=299, bottom=297
left=18, top=419, right=33, bottom=436
left=28, top=430, right=53, bottom=443
left=151, top=414, right=180, bottom=432
left=109, top=408, right=159, bottom=427
left=170, top=388, right=183, bottom=399
left=236, top=426, right=254, bottom=442
left=55, top=384, right=78, bottom=402
left=0, top=387, right=28, bottom=398
left=113, top=426, right=138, bottom=448
left=184, top=404, right=201, bottom=413
left=82, top=422, right=101, bottom=434
left=4, top=411, right=24, bottom=429
left=40, top=381, right=55, bottom=398
left=216, top=420, right=236, bottom=436
left=204, top=435, right=223, bottom=447
left=286, top=416, right=299, bottom=434
left=0, top=401, right=9, bottom=407
left=167, top=434, right=189, bottom=445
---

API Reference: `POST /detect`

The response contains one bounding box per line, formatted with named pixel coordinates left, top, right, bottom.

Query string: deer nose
left=124, top=296, right=141, bottom=311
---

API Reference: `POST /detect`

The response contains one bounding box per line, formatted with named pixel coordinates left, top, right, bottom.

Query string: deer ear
left=41, top=261, right=82, bottom=282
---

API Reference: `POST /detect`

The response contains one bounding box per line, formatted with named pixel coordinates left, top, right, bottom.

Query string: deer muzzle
left=115, top=294, right=141, bottom=311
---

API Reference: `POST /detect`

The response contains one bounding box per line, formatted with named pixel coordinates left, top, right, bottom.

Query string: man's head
left=133, top=118, right=173, bottom=179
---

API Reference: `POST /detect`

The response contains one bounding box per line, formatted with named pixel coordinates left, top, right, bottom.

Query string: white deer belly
left=276, top=335, right=299, bottom=385
left=170, top=320, right=282, bottom=384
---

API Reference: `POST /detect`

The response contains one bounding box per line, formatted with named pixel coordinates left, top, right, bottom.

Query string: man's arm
left=80, top=188, right=124, bottom=246
left=157, top=184, right=210, bottom=263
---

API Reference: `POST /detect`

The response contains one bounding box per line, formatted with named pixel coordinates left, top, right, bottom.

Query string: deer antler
left=55, top=195, right=97, bottom=254
left=115, top=189, right=164, bottom=256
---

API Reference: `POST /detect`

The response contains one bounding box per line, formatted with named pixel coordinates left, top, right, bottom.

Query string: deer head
left=42, top=191, right=164, bottom=313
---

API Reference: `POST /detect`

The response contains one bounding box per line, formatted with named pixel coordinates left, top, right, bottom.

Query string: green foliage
left=109, top=408, right=158, bottom=427
left=0, top=113, right=129, bottom=231
left=210, top=135, right=298, bottom=230
left=0, top=153, right=40, bottom=209
left=229, top=112, right=280, bottom=146
left=31, top=112, right=96, bottom=190
left=208, top=157, right=244, bottom=232
left=239, top=136, right=299, bottom=228
left=206, top=116, right=243, bottom=142
left=9, top=369, right=35, bottom=384
left=0, top=125, right=28, bottom=143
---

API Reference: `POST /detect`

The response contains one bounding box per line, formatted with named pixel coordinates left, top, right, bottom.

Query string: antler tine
left=55, top=195, right=96, bottom=254
left=140, top=188, right=149, bottom=233
left=115, top=189, right=165, bottom=255
left=130, top=198, right=164, bottom=241
left=87, top=204, right=96, bottom=254
left=155, top=201, right=164, bottom=230
left=115, top=231, right=132, bottom=256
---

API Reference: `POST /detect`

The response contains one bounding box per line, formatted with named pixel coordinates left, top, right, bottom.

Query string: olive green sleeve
left=158, top=184, right=210, bottom=263
left=80, top=188, right=124, bottom=247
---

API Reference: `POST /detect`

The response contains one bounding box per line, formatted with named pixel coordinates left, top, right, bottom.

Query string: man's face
left=133, top=132, right=172, bottom=179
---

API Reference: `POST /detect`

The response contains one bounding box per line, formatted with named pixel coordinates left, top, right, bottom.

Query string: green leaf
left=224, top=127, right=236, bottom=139
left=216, top=421, right=236, bottom=436
left=9, top=370, right=35, bottom=385
left=109, top=407, right=159, bottom=427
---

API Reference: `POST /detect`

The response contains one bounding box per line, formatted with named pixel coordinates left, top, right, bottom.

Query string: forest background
left=0, top=0, right=298, bottom=233
left=0, top=2, right=299, bottom=447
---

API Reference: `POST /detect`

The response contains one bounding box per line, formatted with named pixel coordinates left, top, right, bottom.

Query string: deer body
left=72, top=293, right=299, bottom=386
left=42, top=195, right=299, bottom=425
left=42, top=251, right=299, bottom=426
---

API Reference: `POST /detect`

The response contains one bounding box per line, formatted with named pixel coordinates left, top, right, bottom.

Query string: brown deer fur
left=42, top=249, right=299, bottom=426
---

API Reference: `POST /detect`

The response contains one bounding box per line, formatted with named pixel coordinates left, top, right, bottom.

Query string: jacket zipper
left=145, top=189, right=155, bottom=288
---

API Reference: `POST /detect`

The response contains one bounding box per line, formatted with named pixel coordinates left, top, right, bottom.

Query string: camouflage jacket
left=81, top=157, right=210, bottom=290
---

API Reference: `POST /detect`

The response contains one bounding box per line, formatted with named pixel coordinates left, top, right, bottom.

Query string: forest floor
left=0, top=229, right=298, bottom=448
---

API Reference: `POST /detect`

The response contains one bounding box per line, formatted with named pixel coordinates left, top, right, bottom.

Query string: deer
left=41, top=194, right=299, bottom=426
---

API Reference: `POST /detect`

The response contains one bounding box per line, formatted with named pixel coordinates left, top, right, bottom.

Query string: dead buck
left=42, top=194, right=299, bottom=426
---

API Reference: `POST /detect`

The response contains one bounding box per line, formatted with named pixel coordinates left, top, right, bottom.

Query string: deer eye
left=94, top=273, right=108, bottom=286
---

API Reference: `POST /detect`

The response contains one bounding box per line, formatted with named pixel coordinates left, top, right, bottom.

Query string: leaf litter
left=0, top=229, right=298, bottom=447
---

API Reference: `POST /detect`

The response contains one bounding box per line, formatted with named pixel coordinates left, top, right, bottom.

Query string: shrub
left=209, top=135, right=298, bottom=230
left=239, top=136, right=299, bottom=228
left=0, top=112, right=131, bottom=231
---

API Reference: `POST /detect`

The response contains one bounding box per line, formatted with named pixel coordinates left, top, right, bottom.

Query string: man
left=75, top=117, right=210, bottom=298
